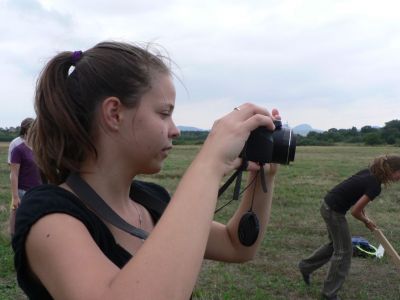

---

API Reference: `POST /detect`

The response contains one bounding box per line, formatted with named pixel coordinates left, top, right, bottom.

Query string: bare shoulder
left=26, top=213, right=119, bottom=300
left=26, top=213, right=94, bottom=257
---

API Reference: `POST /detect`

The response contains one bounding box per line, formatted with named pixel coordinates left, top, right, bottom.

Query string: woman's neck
left=78, top=162, right=138, bottom=211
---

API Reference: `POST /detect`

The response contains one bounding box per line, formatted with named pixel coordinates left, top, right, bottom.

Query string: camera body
left=242, top=120, right=296, bottom=165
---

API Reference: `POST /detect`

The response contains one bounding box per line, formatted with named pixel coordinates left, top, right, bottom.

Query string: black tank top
left=12, top=180, right=170, bottom=299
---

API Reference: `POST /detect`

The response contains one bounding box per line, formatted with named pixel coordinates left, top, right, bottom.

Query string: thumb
left=272, top=108, right=281, bottom=120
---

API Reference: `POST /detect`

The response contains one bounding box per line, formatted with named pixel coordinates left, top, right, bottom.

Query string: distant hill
left=178, top=124, right=322, bottom=135
left=292, top=124, right=322, bottom=136
left=177, top=126, right=206, bottom=132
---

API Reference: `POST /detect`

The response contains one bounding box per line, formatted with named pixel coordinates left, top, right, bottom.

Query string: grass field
left=0, top=142, right=399, bottom=299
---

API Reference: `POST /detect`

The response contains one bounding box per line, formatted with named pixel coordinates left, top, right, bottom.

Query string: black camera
left=242, top=120, right=296, bottom=165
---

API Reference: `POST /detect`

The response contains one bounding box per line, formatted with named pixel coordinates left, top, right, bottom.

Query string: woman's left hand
left=245, top=108, right=281, bottom=176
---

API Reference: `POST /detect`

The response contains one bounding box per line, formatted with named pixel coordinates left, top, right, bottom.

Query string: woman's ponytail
left=370, top=155, right=400, bottom=185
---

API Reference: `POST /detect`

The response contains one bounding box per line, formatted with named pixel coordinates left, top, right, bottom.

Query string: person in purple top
left=7, top=118, right=34, bottom=164
left=298, top=155, right=400, bottom=300
left=9, top=118, right=42, bottom=211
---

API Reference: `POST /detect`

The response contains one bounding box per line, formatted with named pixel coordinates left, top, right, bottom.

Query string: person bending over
left=298, top=155, right=400, bottom=300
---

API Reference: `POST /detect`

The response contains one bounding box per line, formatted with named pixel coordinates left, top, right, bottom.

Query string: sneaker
left=298, top=264, right=310, bottom=285
left=321, top=294, right=341, bottom=300
left=300, top=270, right=311, bottom=285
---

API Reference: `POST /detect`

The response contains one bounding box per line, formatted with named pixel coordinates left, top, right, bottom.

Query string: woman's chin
left=142, top=163, right=163, bottom=175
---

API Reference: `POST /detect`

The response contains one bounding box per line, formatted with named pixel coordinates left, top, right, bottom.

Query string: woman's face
left=122, top=73, right=180, bottom=174
left=390, top=170, right=400, bottom=182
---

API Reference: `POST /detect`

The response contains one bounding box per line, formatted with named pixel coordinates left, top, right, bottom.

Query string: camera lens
left=241, top=122, right=296, bottom=165
left=271, top=127, right=296, bottom=164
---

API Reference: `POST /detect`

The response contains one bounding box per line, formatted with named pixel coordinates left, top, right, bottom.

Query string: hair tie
left=71, top=50, right=83, bottom=66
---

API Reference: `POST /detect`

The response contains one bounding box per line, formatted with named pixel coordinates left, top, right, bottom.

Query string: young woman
left=298, top=155, right=400, bottom=300
left=9, top=118, right=41, bottom=205
left=13, top=41, right=280, bottom=300
left=7, top=118, right=33, bottom=165
left=9, top=117, right=42, bottom=235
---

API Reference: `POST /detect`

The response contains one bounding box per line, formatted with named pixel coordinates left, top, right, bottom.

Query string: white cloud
left=1, top=0, right=399, bottom=130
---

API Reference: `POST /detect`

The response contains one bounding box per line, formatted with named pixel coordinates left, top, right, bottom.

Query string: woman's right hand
left=199, top=103, right=275, bottom=176
left=11, top=196, right=20, bottom=210
left=365, top=219, right=377, bottom=231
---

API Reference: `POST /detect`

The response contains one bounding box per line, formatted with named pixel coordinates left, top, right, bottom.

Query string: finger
left=242, top=113, right=275, bottom=133
left=231, top=157, right=243, bottom=170
left=232, top=103, right=272, bottom=120
left=246, top=161, right=261, bottom=171
left=231, top=158, right=262, bottom=171
left=271, top=108, right=281, bottom=120
left=269, top=163, right=279, bottom=174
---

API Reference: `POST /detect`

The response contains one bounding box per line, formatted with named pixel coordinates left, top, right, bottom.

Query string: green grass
left=1, top=143, right=400, bottom=299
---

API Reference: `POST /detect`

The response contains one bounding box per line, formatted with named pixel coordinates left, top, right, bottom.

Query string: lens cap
left=238, top=211, right=260, bottom=246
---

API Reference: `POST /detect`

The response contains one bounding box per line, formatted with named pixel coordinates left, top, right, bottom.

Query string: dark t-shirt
left=10, top=143, right=42, bottom=190
left=12, top=180, right=170, bottom=300
left=324, top=169, right=381, bottom=214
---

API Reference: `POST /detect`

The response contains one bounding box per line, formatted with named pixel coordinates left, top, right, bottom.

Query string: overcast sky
left=1, top=0, right=399, bottom=130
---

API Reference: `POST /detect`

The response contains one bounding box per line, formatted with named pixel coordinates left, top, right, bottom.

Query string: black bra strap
left=66, top=173, right=149, bottom=240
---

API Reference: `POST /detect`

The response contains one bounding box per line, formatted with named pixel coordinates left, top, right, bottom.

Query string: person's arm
left=7, top=140, right=14, bottom=165
left=205, top=163, right=278, bottom=262
left=26, top=103, right=275, bottom=300
left=351, top=194, right=376, bottom=231
left=205, top=108, right=281, bottom=262
left=10, top=163, right=21, bottom=209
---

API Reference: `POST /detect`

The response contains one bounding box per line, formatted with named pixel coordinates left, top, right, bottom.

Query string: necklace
left=132, top=202, right=145, bottom=243
left=132, top=202, right=142, bottom=228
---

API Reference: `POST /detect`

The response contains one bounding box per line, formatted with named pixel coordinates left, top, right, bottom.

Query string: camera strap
left=217, top=161, right=267, bottom=247
left=66, top=173, right=149, bottom=240
left=217, top=160, right=267, bottom=200
left=259, top=164, right=267, bottom=193
left=218, top=159, right=248, bottom=200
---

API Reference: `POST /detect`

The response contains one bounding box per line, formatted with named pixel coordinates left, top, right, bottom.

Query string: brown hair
left=369, top=154, right=400, bottom=185
left=19, top=117, right=34, bottom=137
left=30, top=41, right=171, bottom=184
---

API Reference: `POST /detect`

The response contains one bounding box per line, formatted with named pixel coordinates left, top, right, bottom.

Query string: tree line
left=173, top=119, right=400, bottom=146
left=2, top=119, right=399, bottom=146
left=0, top=128, right=19, bottom=142
left=296, top=119, right=400, bottom=146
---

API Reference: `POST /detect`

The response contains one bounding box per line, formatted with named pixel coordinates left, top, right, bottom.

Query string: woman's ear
left=101, top=97, right=122, bottom=131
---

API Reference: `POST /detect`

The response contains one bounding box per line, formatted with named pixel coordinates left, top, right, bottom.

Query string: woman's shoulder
left=12, top=185, right=129, bottom=298
left=18, top=184, right=85, bottom=215
left=14, top=184, right=101, bottom=241
left=355, top=169, right=379, bottom=182
left=13, top=184, right=124, bottom=262
left=355, top=168, right=370, bottom=176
